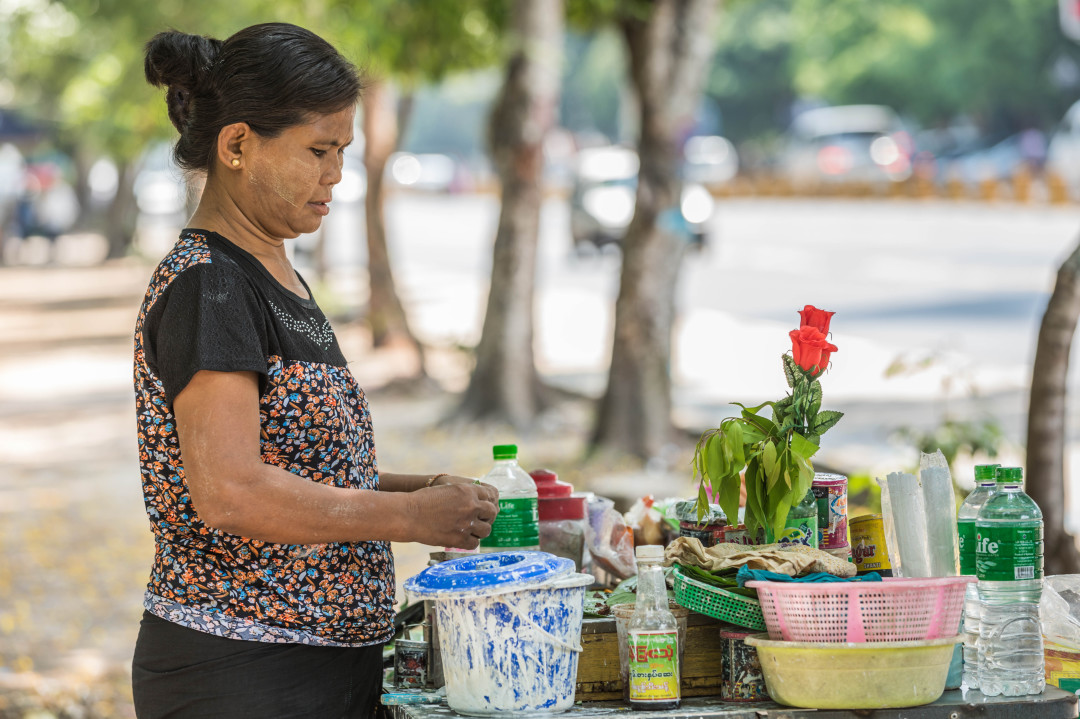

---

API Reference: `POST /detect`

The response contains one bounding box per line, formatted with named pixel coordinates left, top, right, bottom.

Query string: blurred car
left=779, top=104, right=913, bottom=185
left=934, top=133, right=1026, bottom=184
left=569, top=145, right=715, bottom=253
left=1047, top=99, right=1080, bottom=190
left=682, top=135, right=739, bottom=186
left=386, top=152, right=456, bottom=192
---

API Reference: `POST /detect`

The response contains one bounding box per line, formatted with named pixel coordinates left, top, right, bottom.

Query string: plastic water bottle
left=957, top=463, right=999, bottom=688
left=627, top=545, right=680, bottom=710
left=478, top=444, right=540, bottom=552
left=975, top=466, right=1045, bottom=696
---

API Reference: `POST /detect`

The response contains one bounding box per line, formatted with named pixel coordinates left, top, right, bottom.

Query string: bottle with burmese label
left=627, top=545, right=680, bottom=711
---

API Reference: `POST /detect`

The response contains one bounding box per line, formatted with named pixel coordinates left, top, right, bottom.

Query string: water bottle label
left=479, top=497, right=539, bottom=548
left=975, top=523, right=1043, bottom=581
left=958, top=519, right=977, bottom=575
left=765, top=514, right=818, bottom=548
left=628, top=630, right=680, bottom=702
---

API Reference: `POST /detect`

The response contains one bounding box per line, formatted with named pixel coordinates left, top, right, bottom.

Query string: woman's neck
left=188, top=180, right=309, bottom=299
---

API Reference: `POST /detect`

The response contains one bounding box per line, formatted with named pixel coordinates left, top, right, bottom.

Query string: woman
left=133, top=24, right=498, bottom=718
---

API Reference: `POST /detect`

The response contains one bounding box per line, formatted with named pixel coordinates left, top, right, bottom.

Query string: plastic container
left=957, top=463, right=1000, bottom=688
left=673, top=500, right=727, bottom=547
left=479, top=444, right=540, bottom=552
left=671, top=565, right=765, bottom=630
left=404, top=551, right=592, bottom=715
left=746, top=576, right=976, bottom=643
left=976, top=466, right=1045, bottom=696
left=530, top=469, right=588, bottom=570
left=745, top=634, right=961, bottom=709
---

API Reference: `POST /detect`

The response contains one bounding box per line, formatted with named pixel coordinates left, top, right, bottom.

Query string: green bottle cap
left=996, top=466, right=1023, bottom=484
left=493, top=444, right=518, bottom=460
left=974, top=464, right=1001, bottom=481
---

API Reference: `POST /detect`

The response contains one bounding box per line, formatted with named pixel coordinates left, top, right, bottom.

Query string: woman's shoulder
left=141, top=230, right=256, bottom=313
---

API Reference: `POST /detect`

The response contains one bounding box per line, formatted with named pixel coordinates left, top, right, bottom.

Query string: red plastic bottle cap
left=529, top=468, right=573, bottom=498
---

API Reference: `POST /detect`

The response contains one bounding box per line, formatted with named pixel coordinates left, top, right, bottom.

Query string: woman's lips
left=308, top=201, right=330, bottom=216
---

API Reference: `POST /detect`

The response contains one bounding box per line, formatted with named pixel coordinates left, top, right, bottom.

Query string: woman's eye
left=311, top=149, right=326, bottom=158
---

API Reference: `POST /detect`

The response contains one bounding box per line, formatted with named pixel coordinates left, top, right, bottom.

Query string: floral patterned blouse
left=133, top=229, right=394, bottom=647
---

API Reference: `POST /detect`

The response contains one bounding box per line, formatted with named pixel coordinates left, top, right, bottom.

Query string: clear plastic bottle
left=627, top=545, right=680, bottom=710
left=957, top=463, right=999, bottom=689
left=975, top=466, right=1045, bottom=696
left=478, top=444, right=540, bottom=552
left=765, top=489, right=818, bottom=548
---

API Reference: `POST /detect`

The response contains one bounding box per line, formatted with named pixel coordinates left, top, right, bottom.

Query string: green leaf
left=769, top=491, right=794, bottom=543
left=744, top=459, right=766, bottom=536
left=762, top=442, right=780, bottom=491
left=705, top=432, right=725, bottom=482
left=808, top=381, right=823, bottom=418
left=741, top=409, right=778, bottom=438
left=741, top=423, right=766, bottom=444
left=696, top=482, right=709, bottom=522
left=718, top=470, right=742, bottom=527
left=727, top=421, right=746, bottom=469
left=790, top=430, right=820, bottom=461
left=813, top=410, right=844, bottom=435
left=783, top=354, right=801, bottom=389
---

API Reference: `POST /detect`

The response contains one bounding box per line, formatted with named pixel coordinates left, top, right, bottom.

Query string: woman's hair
left=144, top=23, right=362, bottom=172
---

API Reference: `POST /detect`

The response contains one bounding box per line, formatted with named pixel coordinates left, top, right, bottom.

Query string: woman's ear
left=216, top=122, right=253, bottom=171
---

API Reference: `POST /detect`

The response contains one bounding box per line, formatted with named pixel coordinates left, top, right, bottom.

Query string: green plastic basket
left=672, top=565, right=766, bottom=630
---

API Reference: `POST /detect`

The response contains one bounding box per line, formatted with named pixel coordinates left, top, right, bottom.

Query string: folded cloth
left=736, top=565, right=883, bottom=586
left=663, top=536, right=857, bottom=578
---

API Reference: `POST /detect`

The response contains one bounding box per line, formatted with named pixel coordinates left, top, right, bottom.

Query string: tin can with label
left=394, top=637, right=429, bottom=689
left=679, top=520, right=726, bottom=547
left=850, top=514, right=893, bottom=577
left=812, top=473, right=849, bottom=550
left=723, top=524, right=766, bottom=546
left=718, top=624, right=769, bottom=702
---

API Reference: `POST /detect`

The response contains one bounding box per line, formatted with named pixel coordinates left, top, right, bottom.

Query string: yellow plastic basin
left=744, top=634, right=960, bottom=710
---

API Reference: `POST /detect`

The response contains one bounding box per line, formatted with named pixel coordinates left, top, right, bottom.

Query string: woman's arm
left=379, top=473, right=480, bottom=493
left=173, top=369, right=498, bottom=547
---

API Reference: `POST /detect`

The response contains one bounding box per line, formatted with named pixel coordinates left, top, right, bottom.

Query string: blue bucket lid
left=404, top=551, right=573, bottom=598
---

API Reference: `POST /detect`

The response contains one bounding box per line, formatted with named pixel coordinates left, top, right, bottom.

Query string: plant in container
left=693, top=306, right=843, bottom=543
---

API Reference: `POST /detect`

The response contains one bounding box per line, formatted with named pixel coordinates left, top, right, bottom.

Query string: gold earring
left=231, top=158, right=240, bottom=167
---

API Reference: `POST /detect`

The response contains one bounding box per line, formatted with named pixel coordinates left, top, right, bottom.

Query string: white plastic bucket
left=435, top=572, right=591, bottom=715
left=405, top=552, right=592, bottom=716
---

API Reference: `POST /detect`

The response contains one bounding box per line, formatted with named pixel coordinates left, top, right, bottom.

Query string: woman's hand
left=406, top=482, right=500, bottom=550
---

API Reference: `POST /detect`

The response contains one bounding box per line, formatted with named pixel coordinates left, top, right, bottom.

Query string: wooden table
left=384, top=686, right=1078, bottom=718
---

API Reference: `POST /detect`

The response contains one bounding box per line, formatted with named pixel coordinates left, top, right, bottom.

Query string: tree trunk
left=1026, top=237, right=1080, bottom=574
left=361, top=81, right=426, bottom=371
left=590, top=0, right=720, bottom=460
left=456, top=0, right=563, bottom=429
left=104, top=159, right=138, bottom=260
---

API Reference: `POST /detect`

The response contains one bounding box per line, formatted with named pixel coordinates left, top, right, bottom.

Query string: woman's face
left=242, top=106, right=355, bottom=239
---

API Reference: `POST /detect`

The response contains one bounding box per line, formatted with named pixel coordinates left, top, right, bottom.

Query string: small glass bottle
left=627, top=545, right=680, bottom=711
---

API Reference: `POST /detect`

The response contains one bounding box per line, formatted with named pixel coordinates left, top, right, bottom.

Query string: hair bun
left=144, top=30, right=222, bottom=132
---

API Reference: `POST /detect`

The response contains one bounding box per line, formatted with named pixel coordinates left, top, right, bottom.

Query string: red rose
left=798, top=305, right=835, bottom=336
left=790, top=326, right=838, bottom=375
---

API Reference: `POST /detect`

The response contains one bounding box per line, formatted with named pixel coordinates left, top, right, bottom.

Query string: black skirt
left=132, top=611, right=385, bottom=719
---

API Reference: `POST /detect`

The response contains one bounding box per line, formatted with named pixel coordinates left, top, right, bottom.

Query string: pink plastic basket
left=745, top=576, right=976, bottom=643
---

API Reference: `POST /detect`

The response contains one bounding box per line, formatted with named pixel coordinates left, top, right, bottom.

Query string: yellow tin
left=849, top=514, right=893, bottom=577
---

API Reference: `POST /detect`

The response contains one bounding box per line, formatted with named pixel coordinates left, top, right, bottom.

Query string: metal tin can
left=812, top=473, right=849, bottom=550
left=718, top=624, right=769, bottom=702
left=723, top=524, right=765, bottom=546
left=850, top=514, right=893, bottom=577
left=394, top=637, right=429, bottom=689
left=679, top=520, right=726, bottom=547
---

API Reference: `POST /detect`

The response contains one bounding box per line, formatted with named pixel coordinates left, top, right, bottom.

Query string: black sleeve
left=145, top=260, right=270, bottom=404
